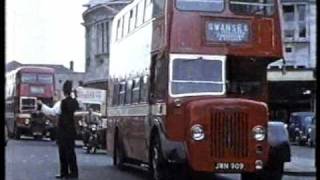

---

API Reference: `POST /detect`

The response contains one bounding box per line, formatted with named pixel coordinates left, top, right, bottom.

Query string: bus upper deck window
left=230, top=0, right=275, bottom=16
left=132, top=78, right=140, bottom=104
left=176, top=0, right=224, bottom=12
left=38, top=74, right=53, bottom=84
left=21, top=73, right=37, bottom=83
left=119, top=82, right=126, bottom=105
left=125, top=80, right=133, bottom=104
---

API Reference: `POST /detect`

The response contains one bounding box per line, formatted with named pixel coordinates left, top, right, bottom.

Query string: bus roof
left=8, top=66, right=55, bottom=74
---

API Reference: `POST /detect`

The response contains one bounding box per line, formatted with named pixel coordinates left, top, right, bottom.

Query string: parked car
left=307, top=116, right=316, bottom=147
left=288, top=112, right=315, bottom=145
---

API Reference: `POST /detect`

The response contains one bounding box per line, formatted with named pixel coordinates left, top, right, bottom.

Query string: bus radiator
left=211, top=111, right=249, bottom=158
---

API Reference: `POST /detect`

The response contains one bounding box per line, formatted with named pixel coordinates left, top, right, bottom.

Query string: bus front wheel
left=14, top=124, right=21, bottom=140
left=149, top=136, right=171, bottom=180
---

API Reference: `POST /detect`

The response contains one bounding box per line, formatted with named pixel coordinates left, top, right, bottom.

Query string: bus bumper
left=186, top=140, right=269, bottom=173
left=159, top=134, right=268, bottom=173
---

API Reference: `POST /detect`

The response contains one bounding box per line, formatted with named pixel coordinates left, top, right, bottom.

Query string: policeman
left=37, top=80, right=79, bottom=179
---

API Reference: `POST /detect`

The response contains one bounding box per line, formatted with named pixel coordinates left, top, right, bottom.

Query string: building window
left=86, top=26, right=91, bottom=59
left=297, top=4, right=306, bottom=38
left=285, top=46, right=293, bottom=53
left=282, top=4, right=307, bottom=40
left=96, top=22, right=109, bottom=54
left=283, top=5, right=295, bottom=39
left=284, top=45, right=294, bottom=61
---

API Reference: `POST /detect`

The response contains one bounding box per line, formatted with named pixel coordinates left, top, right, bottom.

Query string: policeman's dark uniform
left=57, top=95, right=79, bottom=178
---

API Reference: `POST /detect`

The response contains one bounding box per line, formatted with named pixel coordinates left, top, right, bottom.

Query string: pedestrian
left=37, top=80, right=79, bottom=179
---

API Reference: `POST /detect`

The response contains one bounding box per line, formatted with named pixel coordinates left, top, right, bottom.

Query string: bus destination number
left=215, top=162, right=244, bottom=170
left=206, top=21, right=250, bottom=42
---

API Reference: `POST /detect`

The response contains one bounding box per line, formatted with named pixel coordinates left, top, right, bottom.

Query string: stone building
left=6, top=60, right=86, bottom=100
left=82, top=0, right=130, bottom=89
left=267, top=0, right=316, bottom=122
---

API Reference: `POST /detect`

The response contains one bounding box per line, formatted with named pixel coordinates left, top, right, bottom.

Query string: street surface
left=6, top=137, right=316, bottom=180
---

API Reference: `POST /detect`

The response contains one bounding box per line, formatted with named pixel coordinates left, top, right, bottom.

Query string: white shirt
left=41, top=93, right=76, bottom=117
left=41, top=101, right=61, bottom=117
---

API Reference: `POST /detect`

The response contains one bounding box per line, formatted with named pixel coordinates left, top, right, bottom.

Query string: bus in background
left=5, top=66, right=56, bottom=140
left=75, top=86, right=107, bottom=116
left=73, top=86, right=107, bottom=140
left=107, top=0, right=290, bottom=179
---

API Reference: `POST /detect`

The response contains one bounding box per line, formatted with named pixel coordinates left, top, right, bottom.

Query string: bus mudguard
left=151, top=117, right=187, bottom=164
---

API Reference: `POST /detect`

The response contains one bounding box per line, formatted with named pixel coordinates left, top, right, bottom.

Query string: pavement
left=283, top=144, right=316, bottom=176
left=284, top=156, right=316, bottom=176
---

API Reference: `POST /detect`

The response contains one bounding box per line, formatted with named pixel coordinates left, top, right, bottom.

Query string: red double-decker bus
left=106, top=0, right=290, bottom=179
left=5, top=66, right=56, bottom=140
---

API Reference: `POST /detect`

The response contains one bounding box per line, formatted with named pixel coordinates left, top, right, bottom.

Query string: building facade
left=267, top=0, right=316, bottom=122
left=6, top=61, right=86, bottom=100
left=82, top=0, right=130, bottom=89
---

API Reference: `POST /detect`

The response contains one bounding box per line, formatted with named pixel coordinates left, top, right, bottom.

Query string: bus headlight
left=252, top=126, right=265, bottom=141
left=191, top=124, right=205, bottom=141
left=25, top=119, right=30, bottom=125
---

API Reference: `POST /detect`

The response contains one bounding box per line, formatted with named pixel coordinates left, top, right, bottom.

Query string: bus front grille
left=211, top=111, right=249, bottom=158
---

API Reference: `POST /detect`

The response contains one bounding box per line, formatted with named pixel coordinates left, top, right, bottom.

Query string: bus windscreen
left=230, top=0, right=274, bottom=16
left=38, top=74, right=53, bottom=84
left=21, top=73, right=37, bottom=83
left=21, top=73, right=53, bottom=84
left=171, top=58, right=224, bottom=95
left=176, top=0, right=224, bottom=12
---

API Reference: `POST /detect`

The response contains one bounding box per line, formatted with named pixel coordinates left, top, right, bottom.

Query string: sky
left=6, top=0, right=89, bottom=72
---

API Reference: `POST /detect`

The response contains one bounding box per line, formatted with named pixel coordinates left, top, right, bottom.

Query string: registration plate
left=215, top=162, right=244, bottom=170
left=33, top=132, right=42, bottom=136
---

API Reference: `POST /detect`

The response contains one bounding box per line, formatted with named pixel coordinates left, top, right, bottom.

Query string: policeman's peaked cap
left=63, top=80, right=73, bottom=95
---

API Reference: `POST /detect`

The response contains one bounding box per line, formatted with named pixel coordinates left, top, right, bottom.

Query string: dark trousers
left=58, top=138, right=78, bottom=176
